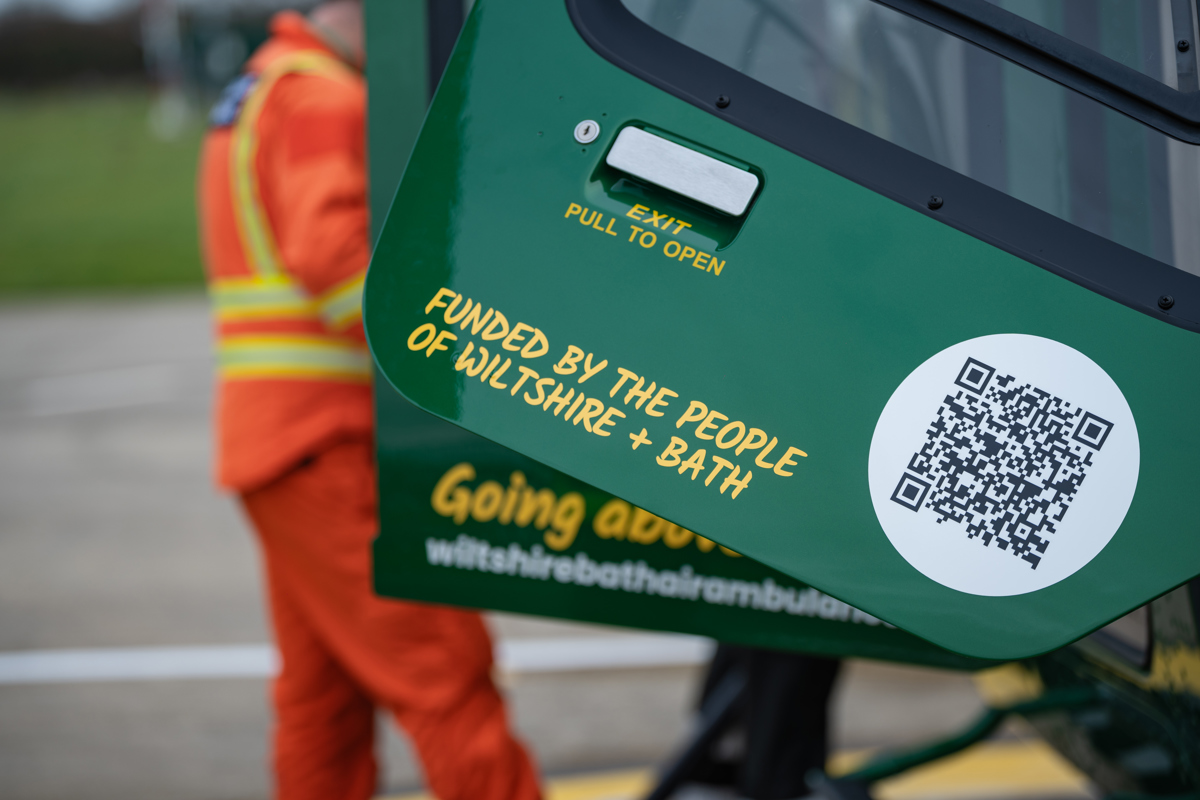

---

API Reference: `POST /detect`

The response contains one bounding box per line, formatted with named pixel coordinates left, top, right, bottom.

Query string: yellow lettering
left=709, top=258, right=726, bottom=275
left=564, top=391, right=586, bottom=421
left=502, top=322, right=535, bottom=352
left=657, top=436, right=688, bottom=467
left=478, top=353, right=503, bottom=383
left=675, top=400, right=708, bottom=429
left=443, top=294, right=468, bottom=324
left=481, top=310, right=510, bottom=341
left=624, top=378, right=656, bottom=409
left=424, top=288, right=456, bottom=315
left=470, top=480, right=504, bottom=522
left=755, top=437, right=779, bottom=469
left=593, top=405, right=626, bottom=437
left=521, top=329, right=548, bottom=358
left=693, top=252, right=710, bottom=270
left=498, top=471, right=526, bottom=523
left=648, top=209, right=669, bottom=228
left=555, top=345, right=585, bottom=375
left=643, top=386, right=678, bottom=417
left=626, top=204, right=649, bottom=221
left=735, top=427, right=769, bottom=456
left=773, top=446, right=808, bottom=476
left=629, top=224, right=644, bottom=242
left=679, top=448, right=707, bottom=480
left=488, top=358, right=511, bottom=389
left=565, top=202, right=582, bottom=219
left=721, top=466, right=752, bottom=498
left=525, top=376, right=555, bottom=406
left=460, top=303, right=494, bottom=335
left=610, top=367, right=639, bottom=398
left=714, top=421, right=746, bottom=449
left=663, top=240, right=681, bottom=258
left=427, top=328, right=458, bottom=357
left=673, top=220, right=693, bottom=235
left=679, top=245, right=697, bottom=262
left=639, top=230, right=657, bottom=248
left=695, top=409, right=728, bottom=440
left=512, top=365, right=539, bottom=396
left=455, top=341, right=488, bottom=377
left=573, top=398, right=606, bottom=431
left=579, top=208, right=599, bottom=226
left=593, top=498, right=631, bottom=539
left=545, top=493, right=585, bottom=551
left=515, top=487, right=556, bottom=529
left=705, top=456, right=734, bottom=486
left=543, top=383, right=575, bottom=416
left=431, top=462, right=474, bottom=525
left=580, top=353, right=608, bottom=383
left=603, top=218, right=618, bottom=236
left=406, top=323, right=436, bottom=352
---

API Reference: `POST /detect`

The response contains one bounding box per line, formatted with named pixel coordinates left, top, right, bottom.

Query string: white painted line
left=0, top=645, right=277, bottom=684
left=0, top=635, right=713, bottom=686
left=26, top=364, right=183, bottom=417
left=497, top=636, right=713, bottom=674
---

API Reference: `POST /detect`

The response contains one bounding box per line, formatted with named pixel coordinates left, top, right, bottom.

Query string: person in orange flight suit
left=197, top=3, right=542, bottom=799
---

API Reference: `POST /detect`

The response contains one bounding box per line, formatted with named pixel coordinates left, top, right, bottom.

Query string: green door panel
left=374, top=387, right=992, bottom=670
left=363, top=0, right=1200, bottom=660
left=363, top=0, right=988, bottom=670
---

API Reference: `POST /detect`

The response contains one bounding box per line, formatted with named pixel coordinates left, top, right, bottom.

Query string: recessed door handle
left=605, top=127, right=760, bottom=216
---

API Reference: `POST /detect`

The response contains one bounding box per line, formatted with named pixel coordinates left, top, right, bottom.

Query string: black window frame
left=566, top=0, right=1200, bottom=335
left=876, top=0, right=1200, bottom=145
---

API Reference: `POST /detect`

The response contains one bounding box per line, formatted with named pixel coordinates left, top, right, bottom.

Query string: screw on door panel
left=574, top=120, right=600, bottom=144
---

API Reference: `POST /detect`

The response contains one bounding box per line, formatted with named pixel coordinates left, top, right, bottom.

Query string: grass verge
left=0, top=88, right=206, bottom=292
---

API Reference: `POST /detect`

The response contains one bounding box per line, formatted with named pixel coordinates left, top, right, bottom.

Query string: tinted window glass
left=982, top=0, right=1194, bottom=89
left=622, top=0, right=1200, bottom=278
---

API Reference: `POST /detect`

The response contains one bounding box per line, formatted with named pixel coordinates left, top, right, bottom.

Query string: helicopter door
left=364, top=0, right=1200, bottom=660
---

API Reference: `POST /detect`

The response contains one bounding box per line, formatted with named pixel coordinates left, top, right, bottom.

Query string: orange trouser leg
left=389, top=673, right=542, bottom=800
left=242, top=439, right=541, bottom=800
left=265, top=556, right=378, bottom=800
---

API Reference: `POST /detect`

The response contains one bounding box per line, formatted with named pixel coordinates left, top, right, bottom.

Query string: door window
left=621, top=0, right=1200, bottom=278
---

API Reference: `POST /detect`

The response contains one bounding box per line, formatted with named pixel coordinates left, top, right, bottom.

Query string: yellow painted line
left=873, top=739, right=1090, bottom=800
left=377, top=767, right=653, bottom=800
left=377, top=739, right=1089, bottom=800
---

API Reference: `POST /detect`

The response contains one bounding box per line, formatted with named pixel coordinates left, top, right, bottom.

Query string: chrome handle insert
left=605, top=127, right=759, bottom=217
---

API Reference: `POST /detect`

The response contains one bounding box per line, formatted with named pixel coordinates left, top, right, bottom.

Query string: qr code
left=891, top=358, right=1113, bottom=569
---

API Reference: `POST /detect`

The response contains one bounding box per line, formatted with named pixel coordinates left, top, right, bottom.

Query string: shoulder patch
left=209, top=74, right=259, bottom=128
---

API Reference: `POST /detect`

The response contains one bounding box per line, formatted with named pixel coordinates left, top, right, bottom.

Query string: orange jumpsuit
left=197, top=13, right=541, bottom=800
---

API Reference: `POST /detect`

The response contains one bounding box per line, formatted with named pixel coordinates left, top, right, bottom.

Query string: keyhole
left=574, top=119, right=600, bottom=144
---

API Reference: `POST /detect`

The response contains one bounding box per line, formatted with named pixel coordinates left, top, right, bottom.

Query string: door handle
left=605, top=127, right=760, bottom=217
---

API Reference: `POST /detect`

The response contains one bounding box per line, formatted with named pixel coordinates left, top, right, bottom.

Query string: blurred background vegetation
left=0, top=0, right=315, bottom=293
left=0, top=90, right=204, bottom=291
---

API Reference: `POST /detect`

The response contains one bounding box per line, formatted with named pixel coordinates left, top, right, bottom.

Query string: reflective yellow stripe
left=218, top=335, right=372, bottom=381
left=317, top=271, right=366, bottom=330
left=230, top=51, right=358, bottom=278
left=218, top=53, right=367, bottom=383
left=210, top=277, right=317, bottom=321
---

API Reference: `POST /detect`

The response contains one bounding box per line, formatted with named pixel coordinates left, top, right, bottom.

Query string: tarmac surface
left=0, top=294, right=1093, bottom=800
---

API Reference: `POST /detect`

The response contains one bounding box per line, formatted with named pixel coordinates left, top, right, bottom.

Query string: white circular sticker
left=868, top=334, right=1139, bottom=597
